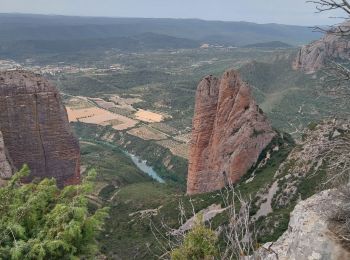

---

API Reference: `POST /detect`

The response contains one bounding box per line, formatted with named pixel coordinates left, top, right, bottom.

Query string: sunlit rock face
left=293, top=21, right=350, bottom=73
left=0, top=70, right=80, bottom=186
left=259, top=190, right=350, bottom=260
left=187, top=69, right=276, bottom=195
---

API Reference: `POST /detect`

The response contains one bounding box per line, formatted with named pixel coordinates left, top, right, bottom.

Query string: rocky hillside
left=0, top=70, right=80, bottom=186
left=293, top=21, right=350, bottom=73
left=187, top=69, right=276, bottom=195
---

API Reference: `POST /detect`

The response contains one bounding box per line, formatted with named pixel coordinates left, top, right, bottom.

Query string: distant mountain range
left=243, top=41, right=293, bottom=48
left=0, top=13, right=322, bottom=57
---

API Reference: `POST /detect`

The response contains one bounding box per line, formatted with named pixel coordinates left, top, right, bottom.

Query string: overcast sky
left=0, top=0, right=344, bottom=26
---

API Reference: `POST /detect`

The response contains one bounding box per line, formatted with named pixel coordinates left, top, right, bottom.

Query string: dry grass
left=157, top=139, right=189, bottom=159
left=128, top=126, right=168, bottom=140
left=90, top=98, right=118, bottom=110
left=150, top=123, right=179, bottom=135
left=174, top=133, right=192, bottom=143
left=110, top=95, right=142, bottom=112
left=65, top=97, right=94, bottom=110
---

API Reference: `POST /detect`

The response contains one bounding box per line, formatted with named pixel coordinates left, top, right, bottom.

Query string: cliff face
left=293, top=21, right=350, bottom=73
left=252, top=119, right=350, bottom=259
left=0, top=70, right=80, bottom=186
left=187, top=69, right=276, bottom=195
left=260, top=190, right=350, bottom=260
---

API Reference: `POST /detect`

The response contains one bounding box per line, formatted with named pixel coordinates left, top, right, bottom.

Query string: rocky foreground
left=0, top=71, right=80, bottom=186
left=260, top=189, right=350, bottom=260
left=187, top=69, right=276, bottom=195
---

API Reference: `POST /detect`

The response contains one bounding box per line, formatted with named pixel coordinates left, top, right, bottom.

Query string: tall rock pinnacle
left=0, top=70, right=80, bottom=186
left=187, top=69, right=276, bottom=195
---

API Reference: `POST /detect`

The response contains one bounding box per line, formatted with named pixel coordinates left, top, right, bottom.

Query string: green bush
left=171, top=216, right=218, bottom=260
left=0, top=165, right=109, bottom=260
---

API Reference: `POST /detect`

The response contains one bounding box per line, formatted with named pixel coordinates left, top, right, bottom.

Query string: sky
left=0, top=0, right=345, bottom=26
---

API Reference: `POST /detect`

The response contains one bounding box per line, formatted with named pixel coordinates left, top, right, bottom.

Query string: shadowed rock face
left=187, top=69, right=276, bottom=195
left=293, top=21, right=350, bottom=73
left=0, top=70, right=80, bottom=187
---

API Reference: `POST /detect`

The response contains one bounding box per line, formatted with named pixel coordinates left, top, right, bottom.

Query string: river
left=82, top=139, right=165, bottom=184
left=124, top=151, right=165, bottom=183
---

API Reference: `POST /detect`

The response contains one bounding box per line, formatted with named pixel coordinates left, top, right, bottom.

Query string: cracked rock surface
left=0, top=70, right=80, bottom=186
left=187, top=69, right=276, bottom=195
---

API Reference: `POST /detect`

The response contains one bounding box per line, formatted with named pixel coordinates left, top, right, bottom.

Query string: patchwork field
left=127, top=125, right=168, bottom=140
left=157, top=139, right=189, bottom=159
left=110, top=95, right=142, bottom=112
left=64, top=96, right=94, bottom=109
left=65, top=95, right=190, bottom=159
left=90, top=98, right=118, bottom=110
left=150, top=122, right=179, bottom=135
left=66, top=106, right=138, bottom=130
left=135, top=109, right=168, bottom=123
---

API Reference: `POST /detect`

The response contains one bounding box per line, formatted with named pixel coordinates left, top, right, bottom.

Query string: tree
left=308, top=0, right=350, bottom=15
left=0, top=165, right=108, bottom=260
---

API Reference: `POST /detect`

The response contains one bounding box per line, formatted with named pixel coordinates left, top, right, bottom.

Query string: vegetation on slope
left=74, top=125, right=296, bottom=259
left=0, top=165, right=108, bottom=260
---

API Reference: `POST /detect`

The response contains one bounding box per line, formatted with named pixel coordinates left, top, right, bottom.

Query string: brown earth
left=135, top=109, right=166, bottom=123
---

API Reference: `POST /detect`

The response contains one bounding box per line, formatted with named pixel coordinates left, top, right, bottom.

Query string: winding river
left=86, top=139, right=165, bottom=183
left=124, top=151, right=165, bottom=183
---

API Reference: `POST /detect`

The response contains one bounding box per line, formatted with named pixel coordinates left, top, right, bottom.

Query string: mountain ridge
left=0, top=13, right=322, bottom=46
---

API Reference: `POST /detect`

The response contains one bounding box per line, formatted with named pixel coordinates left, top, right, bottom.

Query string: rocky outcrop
left=293, top=21, right=350, bottom=73
left=0, top=130, right=13, bottom=184
left=187, top=69, right=276, bottom=195
left=0, top=70, right=80, bottom=186
left=259, top=190, right=350, bottom=260
left=271, top=120, right=350, bottom=208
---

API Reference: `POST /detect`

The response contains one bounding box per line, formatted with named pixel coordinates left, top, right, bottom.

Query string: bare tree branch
left=307, top=0, right=350, bottom=14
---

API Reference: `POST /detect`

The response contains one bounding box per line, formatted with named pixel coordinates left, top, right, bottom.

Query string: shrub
left=171, top=215, right=218, bottom=260
left=0, top=165, right=109, bottom=260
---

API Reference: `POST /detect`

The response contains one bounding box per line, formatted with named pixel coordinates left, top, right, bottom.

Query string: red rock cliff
left=0, top=70, right=80, bottom=186
left=187, top=69, right=276, bottom=195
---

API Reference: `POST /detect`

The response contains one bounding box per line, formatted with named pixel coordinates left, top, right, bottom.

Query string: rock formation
left=268, top=120, right=350, bottom=208
left=0, top=130, right=13, bottom=185
left=260, top=189, right=350, bottom=260
left=293, top=21, right=350, bottom=73
left=187, top=69, right=276, bottom=195
left=0, top=70, right=80, bottom=186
